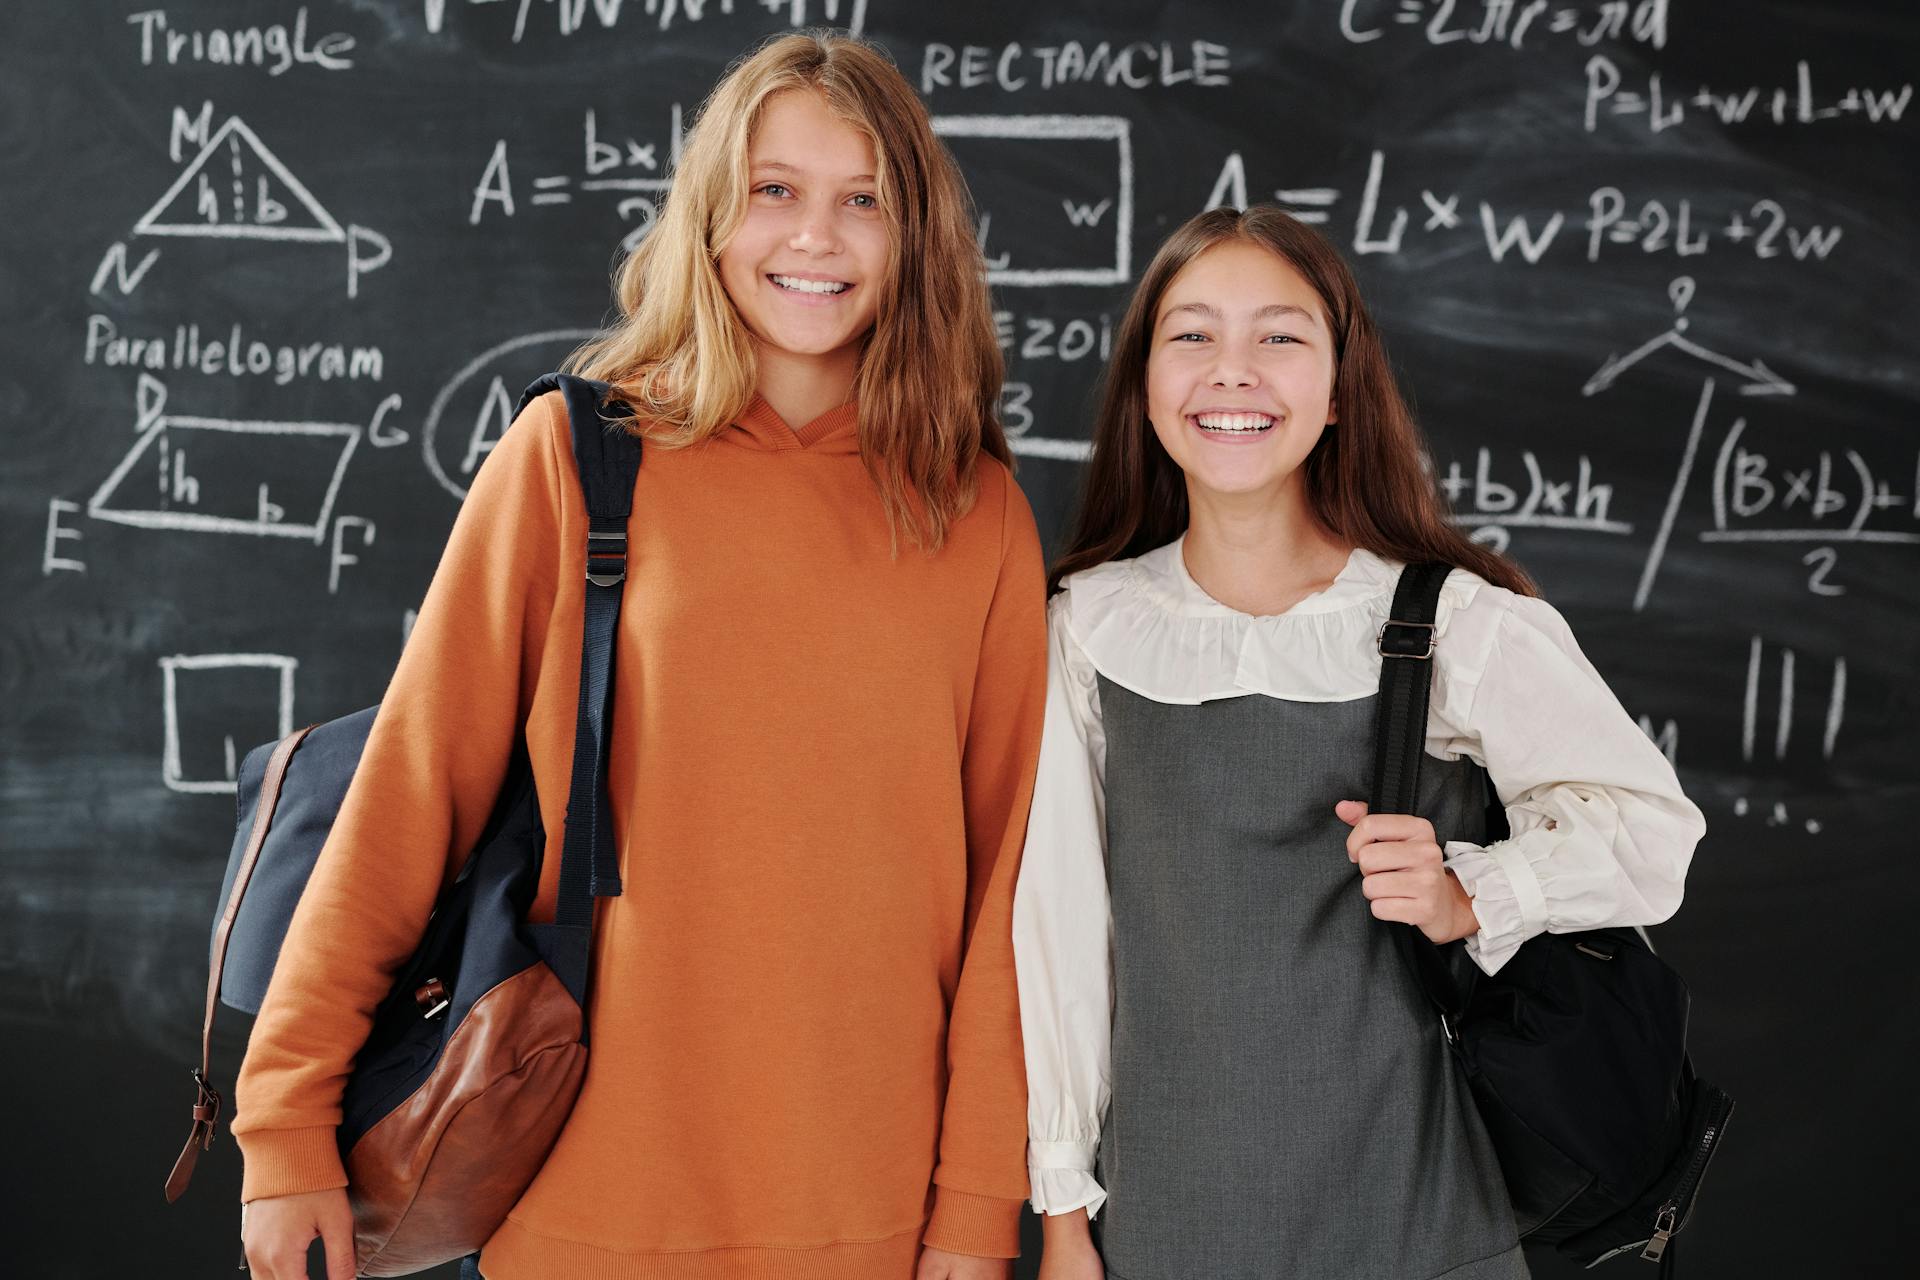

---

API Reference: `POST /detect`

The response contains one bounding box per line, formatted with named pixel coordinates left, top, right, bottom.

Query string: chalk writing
left=126, top=8, right=356, bottom=75
left=423, top=0, right=870, bottom=41
left=1585, top=54, right=1913, bottom=134
left=921, top=40, right=1231, bottom=94
left=83, top=317, right=385, bottom=385
left=1339, top=0, right=1669, bottom=51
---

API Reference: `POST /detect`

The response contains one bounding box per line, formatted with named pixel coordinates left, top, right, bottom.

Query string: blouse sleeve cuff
left=1444, top=838, right=1550, bottom=976
left=1027, top=1138, right=1106, bottom=1219
left=1029, top=1167, right=1108, bottom=1220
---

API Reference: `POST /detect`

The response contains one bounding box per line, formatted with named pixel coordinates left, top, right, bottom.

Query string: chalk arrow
left=1738, top=359, right=1796, bottom=396
left=1582, top=350, right=1634, bottom=396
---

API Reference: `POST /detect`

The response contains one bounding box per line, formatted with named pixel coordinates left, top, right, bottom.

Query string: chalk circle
left=422, top=330, right=598, bottom=500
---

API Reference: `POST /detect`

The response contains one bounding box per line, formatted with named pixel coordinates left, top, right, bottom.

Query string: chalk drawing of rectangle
left=160, top=654, right=297, bottom=794
left=89, top=415, right=361, bottom=544
left=932, top=116, right=1132, bottom=286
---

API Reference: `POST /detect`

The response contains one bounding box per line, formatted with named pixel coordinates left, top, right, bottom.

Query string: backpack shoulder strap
left=514, top=373, right=641, bottom=548
left=1369, top=562, right=1452, bottom=814
left=515, top=374, right=640, bottom=988
left=1370, top=561, right=1467, bottom=1025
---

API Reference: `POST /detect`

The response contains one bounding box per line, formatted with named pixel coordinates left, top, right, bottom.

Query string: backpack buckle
left=1377, top=619, right=1435, bottom=660
left=189, top=1067, right=223, bottom=1140
left=586, top=530, right=626, bottom=588
left=414, top=978, right=451, bottom=1020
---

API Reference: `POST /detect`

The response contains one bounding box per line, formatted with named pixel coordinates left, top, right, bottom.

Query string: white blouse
left=1011, top=535, right=1706, bottom=1220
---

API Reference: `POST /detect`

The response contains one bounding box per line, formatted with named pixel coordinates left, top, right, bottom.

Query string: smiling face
left=1145, top=240, right=1339, bottom=504
left=714, top=89, right=891, bottom=383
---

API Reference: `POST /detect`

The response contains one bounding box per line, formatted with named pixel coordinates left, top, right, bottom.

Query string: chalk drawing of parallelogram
left=89, top=407, right=361, bottom=542
left=133, top=116, right=345, bottom=243
left=160, top=654, right=296, bottom=794
left=933, top=116, right=1133, bottom=287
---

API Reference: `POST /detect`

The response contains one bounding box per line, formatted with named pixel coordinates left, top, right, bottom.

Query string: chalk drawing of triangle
left=133, top=117, right=346, bottom=242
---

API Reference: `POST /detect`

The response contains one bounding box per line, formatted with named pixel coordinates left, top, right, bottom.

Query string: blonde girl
left=236, top=33, right=1044, bottom=1280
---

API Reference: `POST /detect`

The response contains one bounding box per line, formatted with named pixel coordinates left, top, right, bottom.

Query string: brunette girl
left=1014, top=206, right=1704, bottom=1280
left=235, top=33, right=1043, bottom=1280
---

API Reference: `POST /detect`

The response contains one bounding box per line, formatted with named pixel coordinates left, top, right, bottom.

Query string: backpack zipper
left=1640, top=1092, right=1734, bottom=1261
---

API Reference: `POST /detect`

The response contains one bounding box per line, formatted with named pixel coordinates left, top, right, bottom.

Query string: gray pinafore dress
left=1089, top=676, right=1528, bottom=1280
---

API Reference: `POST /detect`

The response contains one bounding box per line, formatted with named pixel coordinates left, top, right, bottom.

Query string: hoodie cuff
left=235, top=1125, right=347, bottom=1203
left=923, top=1186, right=1024, bottom=1259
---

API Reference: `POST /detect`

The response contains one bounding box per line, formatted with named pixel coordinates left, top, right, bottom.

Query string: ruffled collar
left=1061, top=534, right=1484, bottom=704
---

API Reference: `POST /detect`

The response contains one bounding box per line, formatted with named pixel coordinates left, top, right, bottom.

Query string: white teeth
left=1193, top=412, right=1275, bottom=433
left=771, top=275, right=850, bottom=295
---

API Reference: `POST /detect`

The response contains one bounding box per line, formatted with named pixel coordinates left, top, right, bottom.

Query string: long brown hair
left=567, top=32, right=1008, bottom=550
left=1050, top=206, right=1535, bottom=596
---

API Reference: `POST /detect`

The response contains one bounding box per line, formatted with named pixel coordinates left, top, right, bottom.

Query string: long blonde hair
left=566, top=32, right=1008, bottom=549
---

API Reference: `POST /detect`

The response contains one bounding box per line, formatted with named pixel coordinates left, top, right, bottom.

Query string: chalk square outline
left=931, top=115, right=1133, bottom=286
left=159, top=654, right=297, bottom=795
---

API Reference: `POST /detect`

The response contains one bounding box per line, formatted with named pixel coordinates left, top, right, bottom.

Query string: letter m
left=170, top=101, right=216, bottom=163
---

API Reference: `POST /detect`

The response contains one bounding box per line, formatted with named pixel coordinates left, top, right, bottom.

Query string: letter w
left=1062, top=198, right=1114, bottom=228
left=1480, top=206, right=1565, bottom=264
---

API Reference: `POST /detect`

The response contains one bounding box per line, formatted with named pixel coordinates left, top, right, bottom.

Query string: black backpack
left=166, top=374, right=639, bottom=1274
left=1371, top=563, right=1734, bottom=1274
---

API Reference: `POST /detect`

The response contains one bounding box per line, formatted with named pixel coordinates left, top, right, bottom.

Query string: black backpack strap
left=515, top=373, right=641, bottom=1002
left=1369, top=561, right=1468, bottom=1029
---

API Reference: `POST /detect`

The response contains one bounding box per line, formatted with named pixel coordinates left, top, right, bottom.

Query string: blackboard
left=3, top=2, right=1914, bottom=1276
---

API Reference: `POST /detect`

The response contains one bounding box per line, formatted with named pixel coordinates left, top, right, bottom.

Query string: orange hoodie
left=233, top=389, right=1046, bottom=1278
